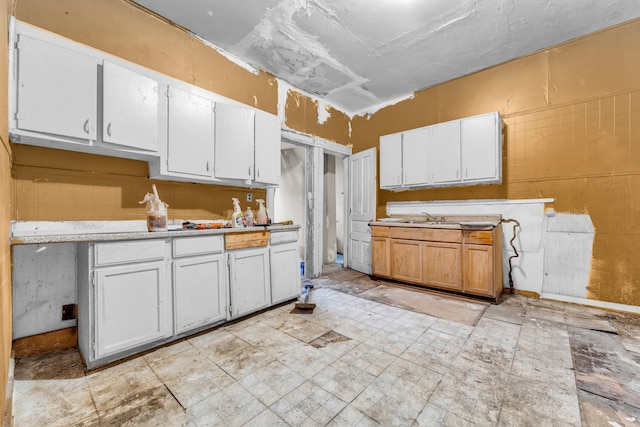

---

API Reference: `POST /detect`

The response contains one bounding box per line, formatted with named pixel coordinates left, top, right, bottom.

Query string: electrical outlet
left=246, top=192, right=253, bottom=202
left=62, top=304, right=76, bottom=321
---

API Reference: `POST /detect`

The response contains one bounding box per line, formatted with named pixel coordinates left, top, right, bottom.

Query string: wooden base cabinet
left=370, top=224, right=503, bottom=302
left=423, top=242, right=462, bottom=291
left=371, top=226, right=391, bottom=278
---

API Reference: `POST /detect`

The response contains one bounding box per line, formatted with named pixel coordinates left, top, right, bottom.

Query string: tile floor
left=12, top=270, right=640, bottom=426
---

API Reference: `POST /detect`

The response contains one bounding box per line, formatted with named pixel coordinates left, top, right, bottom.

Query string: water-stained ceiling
left=130, top=0, right=640, bottom=115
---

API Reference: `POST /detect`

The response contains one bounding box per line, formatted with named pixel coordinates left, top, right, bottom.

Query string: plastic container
left=231, top=198, right=244, bottom=228
left=256, top=199, right=269, bottom=225
left=139, top=184, right=168, bottom=232
left=244, top=207, right=254, bottom=227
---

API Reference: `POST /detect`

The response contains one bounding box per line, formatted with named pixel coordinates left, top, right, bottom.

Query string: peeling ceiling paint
left=132, top=0, right=640, bottom=115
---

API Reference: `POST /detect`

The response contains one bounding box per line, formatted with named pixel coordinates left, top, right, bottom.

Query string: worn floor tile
left=12, top=269, right=640, bottom=426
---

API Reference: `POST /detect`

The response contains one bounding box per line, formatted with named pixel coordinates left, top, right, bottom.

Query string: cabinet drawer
left=371, top=226, right=389, bottom=237
left=94, top=239, right=165, bottom=266
left=464, top=230, right=493, bottom=245
left=389, top=227, right=461, bottom=243
left=173, top=235, right=224, bottom=257
left=270, top=230, right=299, bottom=245
left=225, top=230, right=270, bottom=250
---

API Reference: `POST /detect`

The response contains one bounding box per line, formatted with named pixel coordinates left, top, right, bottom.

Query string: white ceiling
left=131, top=0, right=640, bottom=115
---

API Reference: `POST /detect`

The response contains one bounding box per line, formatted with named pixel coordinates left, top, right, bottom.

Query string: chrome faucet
left=422, top=212, right=442, bottom=223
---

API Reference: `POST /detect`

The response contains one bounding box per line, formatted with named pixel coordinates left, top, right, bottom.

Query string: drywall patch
left=542, top=213, right=594, bottom=299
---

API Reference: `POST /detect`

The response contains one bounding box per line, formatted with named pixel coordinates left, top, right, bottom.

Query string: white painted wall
left=323, top=154, right=337, bottom=264
left=335, top=157, right=344, bottom=254
left=12, top=243, right=78, bottom=339
left=274, top=144, right=306, bottom=260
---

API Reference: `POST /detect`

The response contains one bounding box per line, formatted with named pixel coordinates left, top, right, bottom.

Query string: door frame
left=276, top=129, right=352, bottom=278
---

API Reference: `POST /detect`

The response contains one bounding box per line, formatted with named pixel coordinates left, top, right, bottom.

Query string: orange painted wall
left=351, top=19, right=640, bottom=306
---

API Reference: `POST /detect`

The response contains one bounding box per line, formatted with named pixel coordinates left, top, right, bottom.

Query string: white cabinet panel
left=215, top=103, right=255, bottom=181
left=15, top=34, right=97, bottom=141
left=102, top=61, right=159, bottom=151
left=270, top=241, right=301, bottom=304
left=380, top=133, right=402, bottom=188
left=229, top=247, right=271, bottom=318
left=95, top=261, right=171, bottom=358
left=167, top=86, right=215, bottom=177
left=402, top=127, right=430, bottom=186
left=254, top=111, right=281, bottom=185
left=430, top=120, right=461, bottom=185
left=461, top=112, right=502, bottom=183
left=174, top=254, right=227, bottom=334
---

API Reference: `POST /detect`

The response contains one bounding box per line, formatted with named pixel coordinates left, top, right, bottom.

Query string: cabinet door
left=372, top=237, right=391, bottom=278
left=390, top=239, right=423, bottom=284
left=167, top=86, right=215, bottom=177
left=215, top=103, right=255, bottom=181
left=229, top=247, right=271, bottom=318
left=402, top=127, right=430, bottom=186
left=270, top=242, right=301, bottom=304
left=95, top=261, right=171, bottom=358
left=102, top=61, right=159, bottom=151
left=15, top=34, right=97, bottom=141
left=462, top=243, right=494, bottom=297
left=423, top=242, right=462, bottom=291
left=174, top=254, right=227, bottom=334
left=254, top=111, right=281, bottom=185
left=461, top=112, right=501, bottom=183
left=380, top=133, right=402, bottom=188
left=430, top=120, right=461, bottom=185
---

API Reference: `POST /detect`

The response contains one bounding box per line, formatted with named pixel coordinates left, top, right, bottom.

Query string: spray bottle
left=256, top=199, right=269, bottom=225
left=231, top=198, right=244, bottom=228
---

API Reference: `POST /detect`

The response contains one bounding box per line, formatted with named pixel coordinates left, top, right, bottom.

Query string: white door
left=402, top=127, right=430, bottom=186
left=167, top=86, right=214, bottom=177
left=346, top=147, right=377, bottom=274
left=102, top=61, right=159, bottom=151
left=16, top=34, right=97, bottom=141
left=461, top=112, right=501, bottom=183
left=173, top=254, right=227, bottom=334
left=229, top=247, right=271, bottom=318
left=95, top=261, right=171, bottom=358
left=379, top=133, right=402, bottom=188
left=254, top=111, right=281, bottom=185
left=270, top=242, right=301, bottom=304
left=430, top=120, right=461, bottom=185
left=214, top=103, right=254, bottom=182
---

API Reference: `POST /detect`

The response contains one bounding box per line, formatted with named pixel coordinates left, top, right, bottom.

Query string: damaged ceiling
left=131, top=0, right=640, bottom=115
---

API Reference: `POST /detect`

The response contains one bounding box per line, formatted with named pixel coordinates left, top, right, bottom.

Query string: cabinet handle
left=83, top=119, right=90, bottom=134
left=206, top=161, right=210, bottom=172
left=248, top=166, right=251, bottom=177
left=257, top=169, right=260, bottom=178
left=107, top=123, right=112, bottom=137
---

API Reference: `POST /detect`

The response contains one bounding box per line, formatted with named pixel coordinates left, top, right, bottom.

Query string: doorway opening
left=323, top=153, right=344, bottom=274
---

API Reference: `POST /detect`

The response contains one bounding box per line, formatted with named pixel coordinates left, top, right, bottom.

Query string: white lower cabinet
left=270, top=230, right=302, bottom=304
left=173, top=235, right=227, bottom=334
left=228, top=246, right=271, bottom=318
left=78, top=239, right=172, bottom=368
left=94, top=262, right=171, bottom=358
left=78, top=227, right=299, bottom=368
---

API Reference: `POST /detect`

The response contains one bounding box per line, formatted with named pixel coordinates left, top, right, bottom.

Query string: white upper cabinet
left=166, top=86, right=215, bottom=178
left=254, top=110, right=281, bottom=185
left=380, top=133, right=402, bottom=188
left=402, top=127, right=430, bottom=186
left=102, top=61, right=159, bottom=152
left=379, top=111, right=502, bottom=190
left=461, top=111, right=502, bottom=184
left=214, top=103, right=255, bottom=182
left=14, top=34, right=98, bottom=142
left=430, top=120, right=461, bottom=185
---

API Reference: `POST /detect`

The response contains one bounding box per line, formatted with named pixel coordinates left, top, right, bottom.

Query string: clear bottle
left=244, top=207, right=254, bottom=227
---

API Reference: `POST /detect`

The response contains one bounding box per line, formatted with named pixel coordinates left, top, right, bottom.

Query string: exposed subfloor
left=12, top=269, right=640, bottom=426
